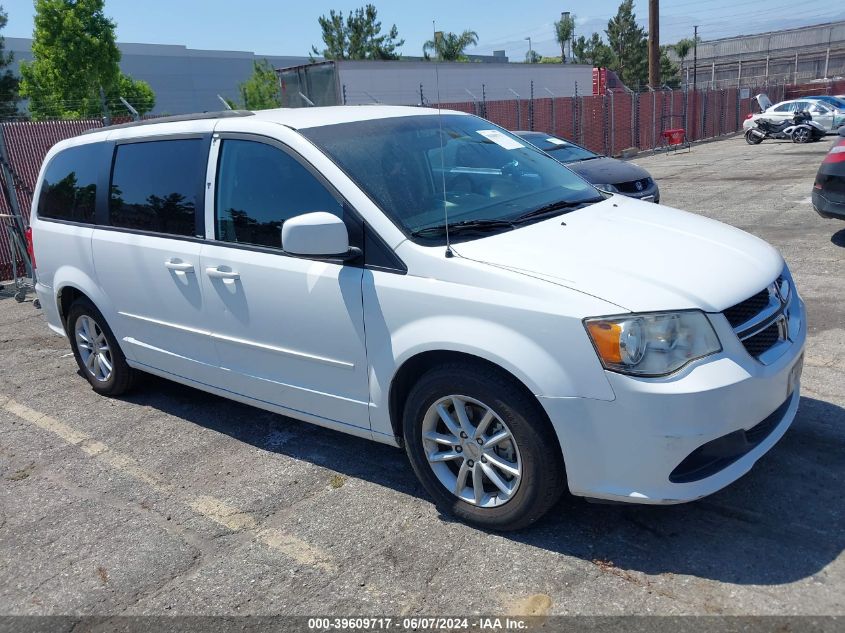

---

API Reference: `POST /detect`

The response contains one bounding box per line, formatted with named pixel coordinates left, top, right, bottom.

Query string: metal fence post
left=649, top=87, right=656, bottom=149
left=481, top=84, right=487, bottom=119
left=342, top=84, right=347, bottom=105
left=573, top=81, right=579, bottom=141
left=509, top=88, right=521, bottom=130
left=545, top=87, right=556, bottom=135
left=529, top=80, right=535, bottom=131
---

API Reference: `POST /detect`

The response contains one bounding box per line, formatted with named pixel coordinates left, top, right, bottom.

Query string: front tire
left=792, top=127, right=811, bottom=143
left=403, top=362, right=566, bottom=531
left=67, top=298, right=136, bottom=396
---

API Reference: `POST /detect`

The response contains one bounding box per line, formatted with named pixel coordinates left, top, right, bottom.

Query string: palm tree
left=423, top=30, right=479, bottom=62
left=673, top=38, right=696, bottom=87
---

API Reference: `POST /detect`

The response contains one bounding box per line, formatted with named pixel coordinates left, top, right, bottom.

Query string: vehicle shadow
left=124, top=377, right=844, bottom=586
left=831, top=228, right=845, bottom=247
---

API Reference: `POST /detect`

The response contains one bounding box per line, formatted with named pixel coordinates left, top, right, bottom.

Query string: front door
left=199, top=136, right=370, bottom=429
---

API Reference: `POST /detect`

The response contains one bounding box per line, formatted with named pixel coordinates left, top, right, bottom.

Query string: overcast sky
left=2, top=0, right=843, bottom=59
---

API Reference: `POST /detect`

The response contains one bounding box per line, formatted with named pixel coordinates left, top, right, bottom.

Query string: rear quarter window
left=37, top=143, right=100, bottom=223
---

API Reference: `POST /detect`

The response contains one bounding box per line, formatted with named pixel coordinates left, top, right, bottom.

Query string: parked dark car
left=812, top=127, right=845, bottom=220
left=514, top=131, right=660, bottom=202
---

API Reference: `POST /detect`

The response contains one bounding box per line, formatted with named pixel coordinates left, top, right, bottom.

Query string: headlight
left=594, top=183, right=618, bottom=193
left=584, top=311, right=721, bottom=377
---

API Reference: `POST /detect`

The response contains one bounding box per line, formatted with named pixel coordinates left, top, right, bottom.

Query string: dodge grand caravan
left=31, top=107, right=806, bottom=530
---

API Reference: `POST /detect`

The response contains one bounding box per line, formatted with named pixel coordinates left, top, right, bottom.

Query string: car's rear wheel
left=403, top=362, right=566, bottom=531
left=67, top=298, right=136, bottom=396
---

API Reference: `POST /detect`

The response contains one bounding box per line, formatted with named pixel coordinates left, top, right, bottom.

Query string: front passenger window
left=215, top=139, right=343, bottom=249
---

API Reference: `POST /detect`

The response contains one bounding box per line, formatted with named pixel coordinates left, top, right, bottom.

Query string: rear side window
left=215, top=139, right=343, bottom=249
left=37, top=144, right=100, bottom=223
left=109, top=139, right=205, bottom=236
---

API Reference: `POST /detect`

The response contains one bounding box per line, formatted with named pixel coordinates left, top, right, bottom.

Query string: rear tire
left=67, top=298, right=136, bottom=396
left=745, top=130, right=763, bottom=145
left=403, top=362, right=566, bottom=531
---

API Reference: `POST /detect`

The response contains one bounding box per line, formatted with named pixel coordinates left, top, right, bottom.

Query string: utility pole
left=525, top=36, right=533, bottom=63
left=648, top=0, right=660, bottom=88
left=561, top=11, right=571, bottom=63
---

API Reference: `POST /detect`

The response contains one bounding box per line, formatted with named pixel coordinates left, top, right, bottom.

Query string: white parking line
left=0, top=395, right=335, bottom=572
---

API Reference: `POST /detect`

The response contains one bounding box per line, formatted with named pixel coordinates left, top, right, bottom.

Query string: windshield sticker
left=546, top=137, right=567, bottom=145
left=477, top=129, right=525, bottom=150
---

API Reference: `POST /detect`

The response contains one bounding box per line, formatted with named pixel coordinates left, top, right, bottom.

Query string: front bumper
left=538, top=298, right=806, bottom=504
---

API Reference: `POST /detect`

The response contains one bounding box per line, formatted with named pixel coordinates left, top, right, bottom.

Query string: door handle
left=205, top=266, right=240, bottom=280
left=165, top=259, right=194, bottom=273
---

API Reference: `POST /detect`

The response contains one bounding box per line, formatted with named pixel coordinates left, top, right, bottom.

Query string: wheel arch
left=53, top=267, right=114, bottom=335
left=387, top=349, right=550, bottom=446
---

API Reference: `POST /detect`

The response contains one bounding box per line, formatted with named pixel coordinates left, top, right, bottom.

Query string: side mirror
left=282, top=212, right=351, bottom=258
left=839, top=126, right=845, bottom=138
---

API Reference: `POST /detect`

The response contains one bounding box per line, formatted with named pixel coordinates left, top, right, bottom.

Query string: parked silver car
left=743, top=94, right=845, bottom=134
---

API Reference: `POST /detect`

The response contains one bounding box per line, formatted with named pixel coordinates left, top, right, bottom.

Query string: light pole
left=525, top=37, right=533, bottom=63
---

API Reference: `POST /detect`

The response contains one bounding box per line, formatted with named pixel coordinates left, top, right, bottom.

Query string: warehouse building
left=667, top=20, right=845, bottom=89
left=277, top=60, right=594, bottom=108
left=5, top=37, right=310, bottom=114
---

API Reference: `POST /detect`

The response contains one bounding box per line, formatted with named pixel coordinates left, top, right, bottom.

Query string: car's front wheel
left=403, top=362, right=566, bottom=531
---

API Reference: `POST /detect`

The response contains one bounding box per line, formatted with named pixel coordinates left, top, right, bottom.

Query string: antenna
left=432, top=20, right=453, bottom=258
left=217, top=94, right=233, bottom=110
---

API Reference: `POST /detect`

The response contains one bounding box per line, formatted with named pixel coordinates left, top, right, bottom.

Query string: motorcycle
left=745, top=110, right=827, bottom=144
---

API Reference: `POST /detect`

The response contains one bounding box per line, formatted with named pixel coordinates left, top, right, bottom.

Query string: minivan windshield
left=302, top=114, right=602, bottom=242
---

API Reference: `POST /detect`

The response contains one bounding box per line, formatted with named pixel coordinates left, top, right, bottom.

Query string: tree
left=672, top=37, right=698, bottom=87
left=19, top=0, right=155, bottom=119
left=525, top=49, right=542, bottom=64
left=236, top=59, right=281, bottom=110
left=660, top=46, right=680, bottom=89
left=0, top=5, right=20, bottom=118
left=606, top=0, right=648, bottom=89
left=573, top=33, right=614, bottom=67
left=554, top=13, right=576, bottom=63
left=422, top=30, right=478, bottom=62
left=312, top=4, right=403, bottom=60
left=108, top=73, right=155, bottom=117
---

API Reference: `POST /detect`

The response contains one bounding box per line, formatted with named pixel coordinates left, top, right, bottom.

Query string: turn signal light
left=585, top=320, right=623, bottom=364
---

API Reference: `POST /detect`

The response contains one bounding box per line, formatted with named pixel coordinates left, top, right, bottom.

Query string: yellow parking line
left=1, top=396, right=335, bottom=572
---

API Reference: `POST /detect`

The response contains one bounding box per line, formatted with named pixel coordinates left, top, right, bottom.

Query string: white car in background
left=744, top=94, right=845, bottom=133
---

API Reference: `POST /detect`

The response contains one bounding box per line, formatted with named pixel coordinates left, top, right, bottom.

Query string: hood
left=754, top=93, right=773, bottom=112
left=451, top=196, right=783, bottom=313
left=565, top=156, right=651, bottom=186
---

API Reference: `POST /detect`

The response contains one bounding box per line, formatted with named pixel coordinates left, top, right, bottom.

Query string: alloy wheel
left=421, top=395, right=522, bottom=507
left=75, top=315, right=113, bottom=382
left=793, top=128, right=810, bottom=143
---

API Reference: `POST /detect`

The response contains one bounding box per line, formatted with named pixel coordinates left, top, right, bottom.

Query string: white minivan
left=30, top=107, right=805, bottom=530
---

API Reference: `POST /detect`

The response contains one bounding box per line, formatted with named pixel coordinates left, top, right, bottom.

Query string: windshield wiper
left=411, top=218, right=515, bottom=238
left=512, top=198, right=602, bottom=224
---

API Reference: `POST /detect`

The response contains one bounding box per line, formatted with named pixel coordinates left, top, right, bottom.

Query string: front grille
left=742, top=322, right=780, bottom=357
left=723, top=274, right=790, bottom=362
left=615, top=177, right=652, bottom=194
left=724, top=288, right=770, bottom=328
